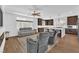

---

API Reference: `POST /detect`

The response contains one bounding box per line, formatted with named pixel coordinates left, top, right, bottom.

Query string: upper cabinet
left=38, top=18, right=42, bottom=25
left=38, top=18, right=53, bottom=26
left=45, top=19, right=53, bottom=25
left=67, top=16, right=78, bottom=25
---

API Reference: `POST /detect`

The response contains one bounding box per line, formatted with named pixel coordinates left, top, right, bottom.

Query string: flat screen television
left=0, top=8, right=3, bottom=26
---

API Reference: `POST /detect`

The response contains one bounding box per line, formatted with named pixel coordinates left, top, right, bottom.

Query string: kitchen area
left=37, top=15, right=78, bottom=38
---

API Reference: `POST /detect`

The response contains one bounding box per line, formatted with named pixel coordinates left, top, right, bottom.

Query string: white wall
left=3, top=9, right=38, bottom=37
left=3, top=12, right=18, bottom=37
left=54, top=17, right=67, bottom=28
left=1, top=5, right=79, bottom=37
left=16, top=16, right=37, bottom=30
left=0, top=6, right=5, bottom=33
left=3, top=12, right=37, bottom=37
left=32, top=18, right=38, bottom=30
left=0, top=6, right=18, bottom=37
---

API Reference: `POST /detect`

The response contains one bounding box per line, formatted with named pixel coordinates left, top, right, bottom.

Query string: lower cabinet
left=58, top=30, right=61, bottom=37
left=38, top=28, right=44, bottom=32
left=65, top=29, right=77, bottom=35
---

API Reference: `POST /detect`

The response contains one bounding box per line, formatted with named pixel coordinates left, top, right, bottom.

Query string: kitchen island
left=38, top=26, right=65, bottom=38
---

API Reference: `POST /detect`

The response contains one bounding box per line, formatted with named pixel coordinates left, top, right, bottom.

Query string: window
left=16, top=20, right=33, bottom=29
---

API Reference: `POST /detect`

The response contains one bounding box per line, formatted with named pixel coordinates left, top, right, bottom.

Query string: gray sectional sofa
left=18, top=28, right=60, bottom=53
left=18, top=28, right=36, bottom=36
left=27, top=32, right=50, bottom=53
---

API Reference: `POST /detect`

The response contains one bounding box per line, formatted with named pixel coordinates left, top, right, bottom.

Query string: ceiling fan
left=32, top=10, right=40, bottom=16
left=28, top=5, right=41, bottom=16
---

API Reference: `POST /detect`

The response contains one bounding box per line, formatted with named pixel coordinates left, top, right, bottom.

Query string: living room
left=0, top=5, right=79, bottom=53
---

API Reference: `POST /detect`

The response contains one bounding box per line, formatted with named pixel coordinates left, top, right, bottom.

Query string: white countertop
left=38, top=26, right=65, bottom=29
left=38, top=26, right=66, bottom=38
left=38, top=25, right=78, bottom=29
left=67, top=25, right=78, bottom=29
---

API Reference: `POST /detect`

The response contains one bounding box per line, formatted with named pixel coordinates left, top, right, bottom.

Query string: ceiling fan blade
left=32, top=13, right=40, bottom=16
left=26, top=5, right=42, bottom=17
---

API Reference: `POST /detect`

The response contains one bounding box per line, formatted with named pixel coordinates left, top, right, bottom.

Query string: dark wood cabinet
left=38, top=28, right=44, bottom=32
left=66, top=15, right=78, bottom=35
left=58, top=30, right=61, bottom=37
left=67, top=16, right=78, bottom=25
left=38, top=18, right=42, bottom=25
left=45, top=19, right=53, bottom=25
left=65, top=29, right=77, bottom=35
left=38, top=18, right=53, bottom=25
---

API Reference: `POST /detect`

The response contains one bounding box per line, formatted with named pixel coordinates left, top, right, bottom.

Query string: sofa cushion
left=19, top=28, right=32, bottom=32
left=18, top=28, right=36, bottom=36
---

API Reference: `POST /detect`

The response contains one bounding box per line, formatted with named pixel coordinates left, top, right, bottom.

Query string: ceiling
left=3, top=5, right=79, bottom=18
